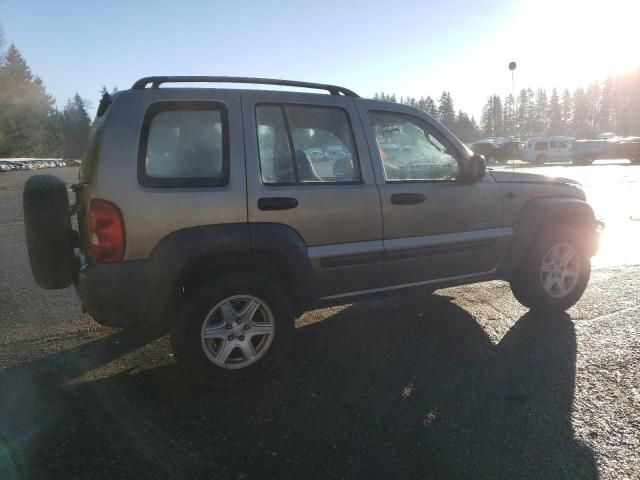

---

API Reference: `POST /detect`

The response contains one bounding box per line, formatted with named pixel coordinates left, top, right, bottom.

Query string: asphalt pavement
left=0, top=163, right=638, bottom=479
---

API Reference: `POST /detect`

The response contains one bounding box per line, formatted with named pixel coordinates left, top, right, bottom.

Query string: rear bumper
left=74, top=259, right=147, bottom=327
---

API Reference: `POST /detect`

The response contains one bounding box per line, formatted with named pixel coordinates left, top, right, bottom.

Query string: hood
left=489, top=170, right=581, bottom=187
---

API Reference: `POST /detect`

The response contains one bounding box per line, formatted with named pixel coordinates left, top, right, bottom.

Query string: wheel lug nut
left=227, top=335, right=234, bottom=341
left=225, top=324, right=232, bottom=330
left=239, top=335, right=245, bottom=341
left=244, top=324, right=250, bottom=330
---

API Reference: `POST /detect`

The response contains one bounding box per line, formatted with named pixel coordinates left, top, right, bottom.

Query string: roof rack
left=131, top=76, right=359, bottom=97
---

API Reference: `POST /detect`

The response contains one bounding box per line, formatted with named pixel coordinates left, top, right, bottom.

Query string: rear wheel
left=534, top=154, right=547, bottom=165
left=170, top=273, right=295, bottom=388
left=573, top=155, right=594, bottom=165
left=510, top=226, right=591, bottom=313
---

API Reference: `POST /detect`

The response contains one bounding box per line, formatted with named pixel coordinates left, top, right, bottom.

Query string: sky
left=1, top=0, right=638, bottom=118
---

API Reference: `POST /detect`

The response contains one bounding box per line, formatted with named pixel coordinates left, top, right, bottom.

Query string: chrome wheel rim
left=200, top=295, right=275, bottom=369
left=540, top=242, right=581, bottom=299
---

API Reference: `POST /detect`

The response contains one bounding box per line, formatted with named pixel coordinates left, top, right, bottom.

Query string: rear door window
left=256, top=104, right=361, bottom=184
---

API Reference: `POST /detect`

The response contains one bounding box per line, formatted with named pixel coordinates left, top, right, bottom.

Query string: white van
left=524, top=136, right=574, bottom=164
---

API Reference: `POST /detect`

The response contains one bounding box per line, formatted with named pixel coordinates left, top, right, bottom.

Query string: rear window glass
left=139, top=102, right=229, bottom=187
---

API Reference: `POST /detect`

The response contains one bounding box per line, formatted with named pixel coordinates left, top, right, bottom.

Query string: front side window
left=140, top=102, right=228, bottom=187
left=256, top=104, right=360, bottom=184
left=368, top=112, right=459, bottom=181
left=535, top=142, right=548, bottom=151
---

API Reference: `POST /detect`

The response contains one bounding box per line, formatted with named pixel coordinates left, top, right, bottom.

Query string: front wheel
left=510, top=226, right=591, bottom=313
left=171, top=273, right=295, bottom=388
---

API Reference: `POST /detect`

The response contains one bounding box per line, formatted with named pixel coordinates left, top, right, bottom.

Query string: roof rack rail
left=131, top=76, right=359, bottom=97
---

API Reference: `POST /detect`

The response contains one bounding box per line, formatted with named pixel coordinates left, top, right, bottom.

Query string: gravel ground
left=0, top=165, right=638, bottom=480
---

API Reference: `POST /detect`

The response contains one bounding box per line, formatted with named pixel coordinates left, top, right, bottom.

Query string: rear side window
left=138, top=102, right=229, bottom=187
left=256, top=104, right=361, bottom=184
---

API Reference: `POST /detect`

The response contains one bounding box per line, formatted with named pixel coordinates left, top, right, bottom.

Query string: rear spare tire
left=23, top=175, right=75, bottom=289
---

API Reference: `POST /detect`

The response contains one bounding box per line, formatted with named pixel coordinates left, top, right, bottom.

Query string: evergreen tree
left=438, top=91, right=455, bottom=130
left=423, top=96, right=437, bottom=117
left=598, top=77, right=615, bottom=133
left=61, top=93, right=91, bottom=159
left=533, top=88, right=548, bottom=135
left=455, top=110, right=479, bottom=142
left=516, top=89, right=530, bottom=138
left=585, top=83, right=601, bottom=134
left=0, top=44, right=60, bottom=157
left=573, top=87, right=591, bottom=138
left=503, top=94, right=515, bottom=139
left=547, top=88, right=563, bottom=135
left=561, top=89, right=573, bottom=135
left=480, top=94, right=503, bottom=138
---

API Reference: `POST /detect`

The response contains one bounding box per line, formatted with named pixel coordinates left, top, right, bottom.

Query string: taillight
left=88, top=199, right=125, bottom=262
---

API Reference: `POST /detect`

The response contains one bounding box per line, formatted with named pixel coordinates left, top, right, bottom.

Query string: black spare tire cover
left=23, top=175, right=75, bottom=289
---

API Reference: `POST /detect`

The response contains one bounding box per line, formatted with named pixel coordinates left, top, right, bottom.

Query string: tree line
left=1, top=21, right=638, bottom=158
left=374, top=69, right=640, bottom=142
left=0, top=29, right=98, bottom=159
left=479, top=72, right=640, bottom=140
left=373, top=91, right=481, bottom=142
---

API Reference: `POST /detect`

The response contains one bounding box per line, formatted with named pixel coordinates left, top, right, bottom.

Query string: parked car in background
left=524, top=136, right=574, bottom=164
left=471, top=140, right=525, bottom=164
left=325, top=145, right=350, bottom=162
left=304, top=148, right=325, bottom=163
left=573, top=139, right=614, bottom=164
left=573, top=136, right=640, bottom=165
left=615, top=137, right=640, bottom=164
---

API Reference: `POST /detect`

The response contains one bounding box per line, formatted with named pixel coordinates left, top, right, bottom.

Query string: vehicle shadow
left=0, top=294, right=598, bottom=480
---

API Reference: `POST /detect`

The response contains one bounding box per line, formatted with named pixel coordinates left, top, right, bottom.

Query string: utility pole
left=509, top=61, right=517, bottom=141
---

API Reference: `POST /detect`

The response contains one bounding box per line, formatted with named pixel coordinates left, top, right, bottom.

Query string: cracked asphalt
left=1, top=163, right=639, bottom=479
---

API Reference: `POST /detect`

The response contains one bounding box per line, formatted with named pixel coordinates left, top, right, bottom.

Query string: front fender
left=499, top=197, right=599, bottom=278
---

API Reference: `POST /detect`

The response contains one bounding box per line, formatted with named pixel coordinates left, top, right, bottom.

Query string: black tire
left=170, top=273, right=295, bottom=388
left=535, top=154, right=547, bottom=165
left=573, top=155, right=594, bottom=166
left=23, top=175, right=75, bottom=289
left=510, top=226, right=591, bottom=313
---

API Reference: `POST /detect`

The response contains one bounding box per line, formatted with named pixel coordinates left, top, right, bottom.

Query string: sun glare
left=514, top=0, right=640, bottom=85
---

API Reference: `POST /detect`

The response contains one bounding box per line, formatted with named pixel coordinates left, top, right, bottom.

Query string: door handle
left=258, top=197, right=298, bottom=211
left=390, top=193, right=425, bottom=205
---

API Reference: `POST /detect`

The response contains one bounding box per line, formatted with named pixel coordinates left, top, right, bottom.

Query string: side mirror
left=466, top=154, right=486, bottom=182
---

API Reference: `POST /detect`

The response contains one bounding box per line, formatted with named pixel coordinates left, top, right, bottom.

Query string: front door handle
left=390, top=193, right=425, bottom=205
left=258, top=197, right=299, bottom=211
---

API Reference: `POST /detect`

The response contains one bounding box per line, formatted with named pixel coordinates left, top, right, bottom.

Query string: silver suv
left=23, top=77, right=602, bottom=387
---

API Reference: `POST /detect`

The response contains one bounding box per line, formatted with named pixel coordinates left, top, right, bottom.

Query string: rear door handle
left=258, top=197, right=298, bottom=211
left=390, top=193, right=425, bottom=205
